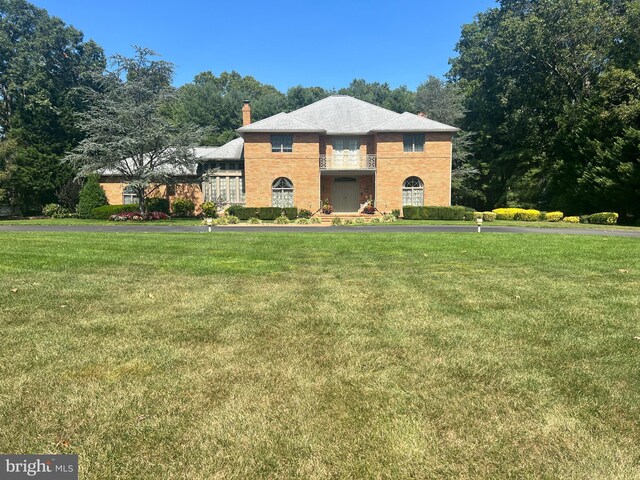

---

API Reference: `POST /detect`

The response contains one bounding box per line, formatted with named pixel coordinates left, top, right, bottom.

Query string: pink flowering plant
left=109, top=211, right=170, bottom=221
left=362, top=195, right=376, bottom=214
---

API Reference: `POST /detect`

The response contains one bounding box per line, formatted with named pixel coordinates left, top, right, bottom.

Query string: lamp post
left=476, top=217, right=483, bottom=233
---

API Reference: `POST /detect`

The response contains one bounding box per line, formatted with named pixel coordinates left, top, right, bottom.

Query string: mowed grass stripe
left=1, top=232, right=639, bottom=479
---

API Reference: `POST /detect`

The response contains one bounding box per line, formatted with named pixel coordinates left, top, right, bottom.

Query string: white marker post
left=206, top=217, right=213, bottom=233
left=476, top=217, right=483, bottom=233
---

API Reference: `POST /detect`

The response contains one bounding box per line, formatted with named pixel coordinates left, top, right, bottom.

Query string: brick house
left=100, top=95, right=457, bottom=214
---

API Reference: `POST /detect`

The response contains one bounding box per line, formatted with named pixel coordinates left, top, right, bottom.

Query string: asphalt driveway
left=2, top=224, right=639, bottom=237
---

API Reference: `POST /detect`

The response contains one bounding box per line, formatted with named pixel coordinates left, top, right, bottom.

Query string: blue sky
left=33, top=0, right=496, bottom=91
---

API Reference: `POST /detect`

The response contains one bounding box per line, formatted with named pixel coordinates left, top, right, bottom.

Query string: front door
left=332, top=177, right=359, bottom=212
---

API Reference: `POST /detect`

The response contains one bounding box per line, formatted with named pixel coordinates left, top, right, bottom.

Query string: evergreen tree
left=76, top=174, right=107, bottom=218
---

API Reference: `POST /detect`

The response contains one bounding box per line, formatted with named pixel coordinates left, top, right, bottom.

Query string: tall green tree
left=0, top=0, right=105, bottom=212
left=168, top=71, right=284, bottom=145
left=416, top=76, right=481, bottom=207
left=450, top=0, right=638, bottom=216
left=338, top=79, right=415, bottom=113
left=66, top=47, right=203, bottom=213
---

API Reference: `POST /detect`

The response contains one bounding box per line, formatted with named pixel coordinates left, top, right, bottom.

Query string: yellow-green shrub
left=473, top=212, right=483, bottom=220
left=563, top=216, right=579, bottom=223
left=514, top=209, right=541, bottom=221
left=492, top=208, right=526, bottom=220
left=545, top=211, right=563, bottom=222
left=483, top=212, right=497, bottom=222
left=588, top=212, right=619, bottom=225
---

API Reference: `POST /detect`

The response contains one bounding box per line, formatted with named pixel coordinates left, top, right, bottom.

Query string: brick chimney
left=418, top=111, right=426, bottom=117
left=242, top=100, right=251, bottom=126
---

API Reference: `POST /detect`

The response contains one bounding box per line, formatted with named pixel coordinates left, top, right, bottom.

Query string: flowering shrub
left=545, top=211, right=564, bottom=222
left=563, top=216, right=580, bottom=223
left=109, top=211, right=170, bottom=221
left=362, top=195, right=375, bottom=214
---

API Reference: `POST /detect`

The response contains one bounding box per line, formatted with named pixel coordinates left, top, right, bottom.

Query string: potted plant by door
left=322, top=199, right=333, bottom=214
left=362, top=195, right=375, bottom=214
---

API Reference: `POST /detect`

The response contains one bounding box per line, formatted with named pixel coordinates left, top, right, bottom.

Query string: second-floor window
left=403, top=134, right=425, bottom=152
left=271, top=134, right=293, bottom=153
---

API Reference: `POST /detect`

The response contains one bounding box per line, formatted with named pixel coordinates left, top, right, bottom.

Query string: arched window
left=272, top=177, right=294, bottom=207
left=402, top=176, right=424, bottom=206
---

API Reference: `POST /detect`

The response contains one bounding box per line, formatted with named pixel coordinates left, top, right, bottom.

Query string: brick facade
left=99, top=177, right=203, bottom=209
left=375, top=132, right=452, bottom=211
left=243, top=132, right=321, bottom=211
left=100, top=133, right=453, bottom=214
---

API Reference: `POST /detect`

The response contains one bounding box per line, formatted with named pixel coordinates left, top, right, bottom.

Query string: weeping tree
left=66, top=47, right=203, bottom=212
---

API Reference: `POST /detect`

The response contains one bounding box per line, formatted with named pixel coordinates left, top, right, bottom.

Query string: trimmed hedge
left=231, top=207, right=259, bottom=221
left=402, top=205, right=474, bottom=220
left=91, top=204, right=139, bottom=220
left=145, top=197, right=170, bottom=214
left=563, top=216, right=580, bottom=223
left=588, top=212, right=619, bottom=225
left=514, top=209, right=541, bottom=221
left=231, top=207, right=297, bottom=220
left=545, top=211, right=564, bottom=222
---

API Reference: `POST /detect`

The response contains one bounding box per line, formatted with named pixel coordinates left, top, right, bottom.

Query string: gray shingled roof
left=195, top=137, right=244, bottom=160
left=371, top=112, right=459, bottom=132
left=235, top=112, right=325, bottom=133
left=237, top=95, right=458, bottom=135
left=100, top=138, right=245, bottom=177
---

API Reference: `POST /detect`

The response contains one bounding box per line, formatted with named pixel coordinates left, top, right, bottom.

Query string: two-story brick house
left=100, top=95, right=458, bottom=214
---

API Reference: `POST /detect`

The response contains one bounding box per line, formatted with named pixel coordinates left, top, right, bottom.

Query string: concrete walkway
left=1, top=224, right=639, bottom=237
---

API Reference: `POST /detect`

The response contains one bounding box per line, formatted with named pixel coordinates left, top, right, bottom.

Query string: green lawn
left=1, top=231, right=639, bottom=479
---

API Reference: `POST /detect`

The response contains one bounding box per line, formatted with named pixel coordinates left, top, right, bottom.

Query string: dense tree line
left=2, top=0, right=637, bottom=221
left=451, top=0, right=640, bottom=220
left=0, top=0, right=105, bottom=213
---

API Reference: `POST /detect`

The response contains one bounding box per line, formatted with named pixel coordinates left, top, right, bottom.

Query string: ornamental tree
left=66, top=47, right=203, bottom=212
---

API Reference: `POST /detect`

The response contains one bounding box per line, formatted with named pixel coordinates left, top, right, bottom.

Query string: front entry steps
left=314, top=212, right=383, bottom=225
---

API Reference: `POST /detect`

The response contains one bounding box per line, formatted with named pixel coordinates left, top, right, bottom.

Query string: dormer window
left=403, top=134, right=425, bottom=152
left=271, top=134, right=293, bottom=153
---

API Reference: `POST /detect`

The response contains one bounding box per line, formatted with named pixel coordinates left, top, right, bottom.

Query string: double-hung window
left=403, top=134, right=425, bottom=152
left=271, top=134, right=293, bottom=153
